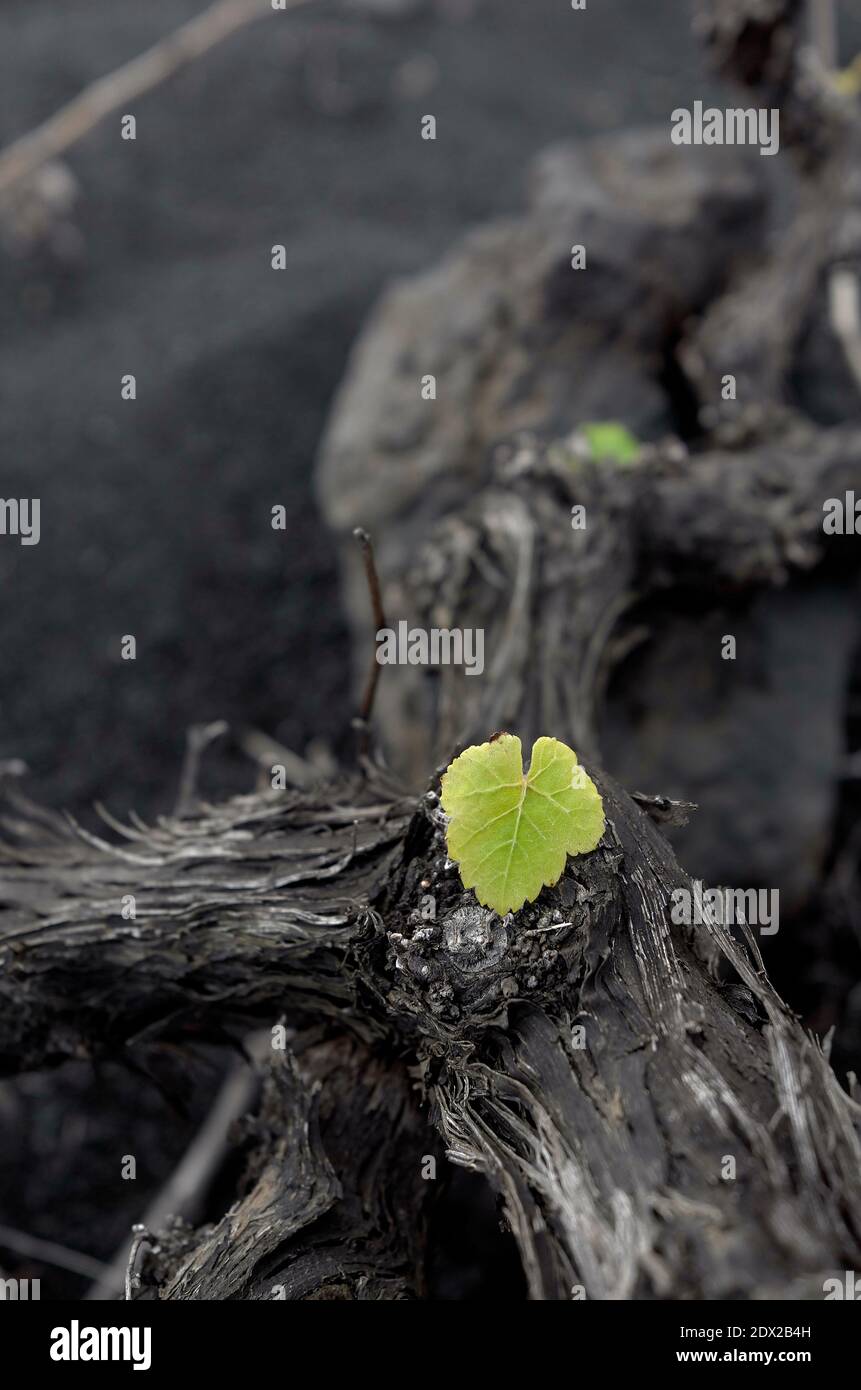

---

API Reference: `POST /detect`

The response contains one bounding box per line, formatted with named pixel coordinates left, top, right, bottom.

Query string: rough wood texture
left=313, top=0, right=861, bottom=928
left=0, top=774, right=411, bottom=1072
left=397, top=417, right=860, bottom=771
left=142, top=1040, right=435, bottom=1301
left=1, top=744, right=860, bottom=1299
left=683, top=0, right=861, bottom=416
left=316, top=128, right=764, bottom=638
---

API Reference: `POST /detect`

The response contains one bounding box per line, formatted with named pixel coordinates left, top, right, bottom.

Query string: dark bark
left=683, top=0, right=861, bottom=417
left=140, top=1039, right=436, bottom=1301
left=0, top=775, right=411, bottom=1071
left=1, top=742, right=860, bottom=1299
left=394, top=415, right=861, bottom=777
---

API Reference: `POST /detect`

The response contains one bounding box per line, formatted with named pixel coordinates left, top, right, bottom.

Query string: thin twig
left=0, top=0, right=313, bottom=199
left=808, top=1, right=861, bottom=394
left=828, top=266, right=861, bottom=396
left=0, top=1222, right=105, bottom=1282
left=174, top=719, right=229, bottom=817
left=238, top=728, right=316, bottom=789
left=124, top=1225, right=153, bottom=1302
left=88, top=1035, right=269, bottom=1301
left=809, top=0, right=838, bottom=73
left=352, top=527, right=387, bottom=754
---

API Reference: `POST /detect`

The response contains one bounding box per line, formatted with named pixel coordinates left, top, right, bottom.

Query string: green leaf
left=440, top=734, right=605, bottom=915
left=581, top=421, right=640, bottom=465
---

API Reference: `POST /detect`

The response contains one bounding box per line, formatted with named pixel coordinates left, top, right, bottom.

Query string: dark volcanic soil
left=0, top=0, right=720, bottom=817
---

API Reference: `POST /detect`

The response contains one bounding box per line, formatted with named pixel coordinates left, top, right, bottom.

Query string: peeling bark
left=2, top=749, right=860, bottom=1299
left=0, top=776, right=411, bottom=1071
left=142, top=1040, right=435, bottom=1301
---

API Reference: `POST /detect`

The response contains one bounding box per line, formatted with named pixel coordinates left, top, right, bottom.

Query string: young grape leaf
left=440, top=734, right=605, bottom=915
left=581, top=421, right=640, bottom=465
left=549, top=421, right=641, bottom=474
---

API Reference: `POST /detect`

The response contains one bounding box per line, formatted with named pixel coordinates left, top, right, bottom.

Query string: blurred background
left=0, top=0, right=740, bottom=819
